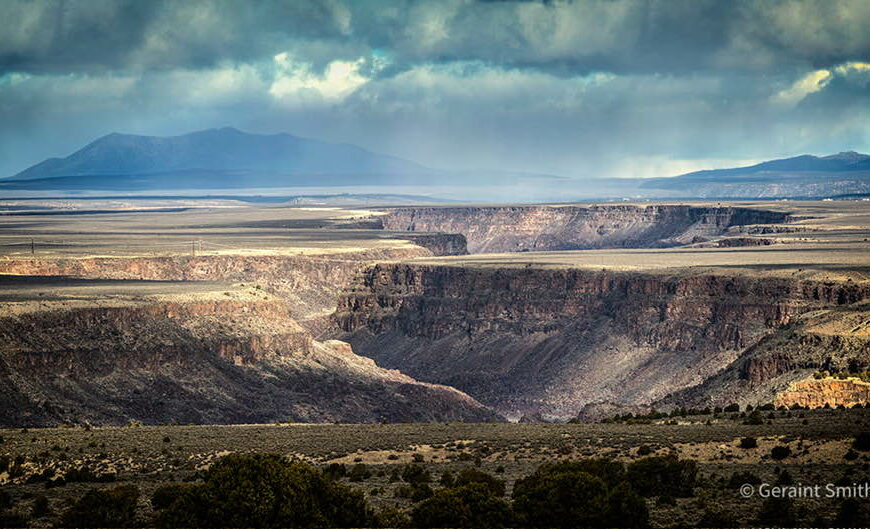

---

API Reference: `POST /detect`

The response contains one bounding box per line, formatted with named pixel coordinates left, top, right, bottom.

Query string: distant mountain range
left=2, top=127, right=559, bottom=191
left=2, top=127, right=868, bottom=199
left=2, top=128, right=436, bottom=190
left=641, top=151, right=870, bottom=198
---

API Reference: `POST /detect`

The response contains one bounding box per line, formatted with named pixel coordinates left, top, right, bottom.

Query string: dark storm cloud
left=0, top=0, right=868, bottom=180
left=3, top=0, right=870, bottom=76
left=0, top=0, right=356, bottom=73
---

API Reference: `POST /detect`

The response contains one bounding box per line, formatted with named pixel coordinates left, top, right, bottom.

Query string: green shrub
left=60, top=485, right=140, bottom=528
left=31, top=495, right=50, bottom=518
left=529, top=459, right=626, bottom=489
left=770, top=446, right=792, bottom=460
left=836, top=498, right=869, bottom=526
left=775, top=469, right=794, bottom=485
left=0, top=491, right=11, bottom=511
left=0, top=510, right=27, bottom=529
left=439, top=470, right=454, bottom=487
left=727, top=471, right=763, bottom=489
left=655, top=495, right=676, bottom=507
left=740, top=437, right=758, bottom=449
left=512, top=460, right=648, bottom=528
left=151, top=453, right=371, bottom=528
left=853, top=433, right=870, bottom=451
left=374, top=506, right=411, bottom=528
left=322, top=462, right=346, bottom=480
left=150, top=483, right=199, bottom=511
left=394, top=485, right=414, bottom=499
left=401, top=464, right=431, bottom=485
left=412, top=484, right=512, bottom=529
left=743, top=411, right=764, bottom=425
left=603, top=482, right=649, bottom=528
left=637, top=445, right=653, bottom=456
left=394, top=483, right=433, bottom=502
left=625, top=456, right=697, bottom=497
left=453, top=469, right=505, bottom=496
left=513, top=470, right=607, bottom=527
left=410, top=484, right=434, bottom=502
left=756, top=497, right=795, bottom=527
left=348, top=463, right=372, bottom=482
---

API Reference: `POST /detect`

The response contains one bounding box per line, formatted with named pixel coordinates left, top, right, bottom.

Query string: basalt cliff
left=0, top=279, right=499, bottom=427
left=381, top=205, right=791, bottom=253
left=332, top=262, right=869, bottom=419
left=0, top=239, right=498, bottom=426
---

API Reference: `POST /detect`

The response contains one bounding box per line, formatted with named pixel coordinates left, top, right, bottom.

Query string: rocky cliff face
left=0, top=291, right=500, bottom=427
left=0, top=247, right=429, bottom=329
left=661, top=301, right=870, bottom=409
left=381, top=205, right=791, bottom=253
left=333, top=263, right=868, bottom=419
left=774, top=377, right=870, bottom=409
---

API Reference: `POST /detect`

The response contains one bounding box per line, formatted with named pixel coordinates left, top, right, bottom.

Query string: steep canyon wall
left=381, top=205, right=792, bottom=253
left=0, top=294, right=500, bottom=426
left=333, top=263, right=869, bottom=419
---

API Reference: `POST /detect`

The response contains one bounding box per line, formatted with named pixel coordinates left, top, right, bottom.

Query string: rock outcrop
left=0, top=247, right=430, bottom=329
left=774, top=377, right=870, bottom=409
left=0, top=282, right=501, bottom=427
left=660, top=301, right=870, bottom=409
left=381, top=205, right=791, bottom=253
left=332, top=263, right=869, bottom=420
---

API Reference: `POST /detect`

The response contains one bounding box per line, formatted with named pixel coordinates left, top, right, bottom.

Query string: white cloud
left=269, top=53, right=368, bottom=105
left=834, top=61, right=870, bottom=75
left=773, top=61, right=870, bottom=107
left=772, top=69, right=833, bottom=106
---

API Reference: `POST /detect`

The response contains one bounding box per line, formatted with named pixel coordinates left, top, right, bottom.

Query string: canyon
left=1, top=200, right=869, bottom=425
left=333, top=263, right=870, bottom=419
left=0, top=276, right=499, bottom=426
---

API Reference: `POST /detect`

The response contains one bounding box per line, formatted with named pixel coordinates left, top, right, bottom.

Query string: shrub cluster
left=52, top=452, right=697, bottom=529
left=511, top=458, right=654, bottom=528
left=150, top=454, right=371, bottom=528
left=60, top=485, right=140, bottom=528
left=414, top=456, right=687, bottom=528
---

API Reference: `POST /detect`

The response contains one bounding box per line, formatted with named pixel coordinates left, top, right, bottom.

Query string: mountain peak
left=4, top=127, right=438, bottom=186
left=205, top=126, right=245, bottom=135
left=822, top=151, right=869, bottom=162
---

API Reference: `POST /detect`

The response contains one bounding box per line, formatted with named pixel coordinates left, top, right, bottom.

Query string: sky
left=1, top=0, right=869, bottom=180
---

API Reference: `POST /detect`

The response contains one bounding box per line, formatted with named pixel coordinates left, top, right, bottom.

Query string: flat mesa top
left=406, top=244, right=870, bottom=282
left=0, top=275, right=274, bottom=316
left=0, top=202, right=416, bottom=258
left=0, top=199, right=868, bottom=281
left=405, top=201, right=870, bottom=282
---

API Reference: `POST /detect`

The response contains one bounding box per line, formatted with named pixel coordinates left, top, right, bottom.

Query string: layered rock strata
left=381, top=205, right=791, bottom=253
left=333, top=263, right=869, bottom=419
left=0, top=286, right=500, bottom=426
